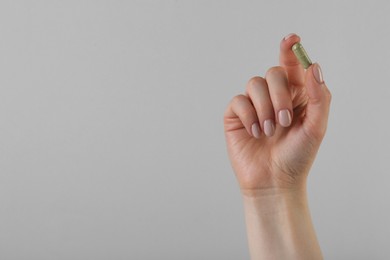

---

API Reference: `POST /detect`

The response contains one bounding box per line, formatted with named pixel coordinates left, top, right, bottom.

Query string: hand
left=223, top=34, right=332, bottom=195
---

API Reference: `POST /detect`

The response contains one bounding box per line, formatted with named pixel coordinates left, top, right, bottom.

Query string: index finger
left=279, top=33, right=305, bottom=88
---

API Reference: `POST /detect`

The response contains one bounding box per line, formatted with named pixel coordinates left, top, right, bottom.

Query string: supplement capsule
left=292, top=42, right=312, bottom=69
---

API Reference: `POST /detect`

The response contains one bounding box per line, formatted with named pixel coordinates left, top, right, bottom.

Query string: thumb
left=302, top=63, right=332, bottom=141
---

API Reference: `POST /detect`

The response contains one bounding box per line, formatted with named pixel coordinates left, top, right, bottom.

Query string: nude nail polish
left=264, top=120, right=275, bottom=137
left=251, top=122, right=261, bottom=139
left=278, top=110, right=292, bottom=127
left=313, top=63, right=324, bottom=84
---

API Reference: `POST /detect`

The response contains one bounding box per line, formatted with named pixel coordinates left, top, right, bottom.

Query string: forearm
left=242, top=187, right=323, bottom=260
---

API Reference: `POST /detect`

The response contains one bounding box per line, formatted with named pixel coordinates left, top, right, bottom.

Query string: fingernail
left=313, top=63, right=324, bottom=84
left=251, top=122, right=261, bottom=139
left=264, top=119, right=275, bottom=137
left=278, top=110, right=292, bottom=127
left=284, top=33, right=297, bottom=40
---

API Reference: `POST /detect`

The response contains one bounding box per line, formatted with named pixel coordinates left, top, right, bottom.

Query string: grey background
left=0, top=0, right=389, bottom=259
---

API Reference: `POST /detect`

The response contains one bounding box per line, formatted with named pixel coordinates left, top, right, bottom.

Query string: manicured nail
left=278, top=110, right=292, bottom=127
left=284, top=33, right=297, bottom=40
left=251, top=122, right=261, bottom=139
left=313, top=63, right=324, bottom=84
left=263, top=119, right=275, bottom=137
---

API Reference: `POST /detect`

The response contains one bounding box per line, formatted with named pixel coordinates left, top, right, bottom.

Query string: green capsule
left=292, top=42, right=312, bottom=69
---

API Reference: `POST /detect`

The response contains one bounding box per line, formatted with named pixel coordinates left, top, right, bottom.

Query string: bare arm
left=243, top=189, right=322, bottom=260
left=223, top=33, right=331, bottom=259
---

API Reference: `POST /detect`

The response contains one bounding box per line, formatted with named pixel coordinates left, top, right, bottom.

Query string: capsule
left=292, top=42, right=312, bottom=69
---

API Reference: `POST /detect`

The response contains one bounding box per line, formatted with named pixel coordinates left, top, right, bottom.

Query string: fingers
left=302, top=63, right=332, bottom=141
left=280, top=33, right=331, bottom=141
left=225, top=68, right=293, bottom=139
left=225, top=34, right=331, bottom=142
left=224, top=94, right=261, bottom=138
left=245, top=77, right=275, bottom=137
left=279, top=33, right=305, bottom=88
left=265, top=67, right=293, bottom=128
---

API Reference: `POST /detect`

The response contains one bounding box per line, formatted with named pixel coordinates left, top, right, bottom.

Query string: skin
left=223, top=34, right=331, bottom=260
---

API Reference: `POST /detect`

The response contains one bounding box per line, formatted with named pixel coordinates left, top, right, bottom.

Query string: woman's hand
left=223, top=34, right=332, bottom=196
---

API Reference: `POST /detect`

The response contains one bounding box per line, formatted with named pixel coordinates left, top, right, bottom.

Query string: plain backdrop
left=0, top=1, right=389, bottom=259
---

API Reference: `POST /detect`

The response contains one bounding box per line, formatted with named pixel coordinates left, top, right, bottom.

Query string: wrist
left=240, top=175, right=308, bottom=198
left=241, top=187, right=309, bottom=216
left=237, top=167, right=309, bottom=199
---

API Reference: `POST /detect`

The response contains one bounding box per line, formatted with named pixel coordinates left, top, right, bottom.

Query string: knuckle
left=246, top=76, right=266, bottom=93
left=265, top=66, right=286, bottom=78
left=232, top=94, right=247, bottom=105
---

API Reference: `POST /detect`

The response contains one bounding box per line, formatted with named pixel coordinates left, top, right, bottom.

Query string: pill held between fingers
left=292, top=42, right=312, bottom=69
